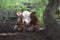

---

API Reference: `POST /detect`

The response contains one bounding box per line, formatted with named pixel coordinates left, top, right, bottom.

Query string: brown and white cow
left=15, top=11, right=41, bottom=32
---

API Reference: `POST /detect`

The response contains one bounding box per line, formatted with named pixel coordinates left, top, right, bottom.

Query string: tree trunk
left=43, top=0, right=60, bottom=40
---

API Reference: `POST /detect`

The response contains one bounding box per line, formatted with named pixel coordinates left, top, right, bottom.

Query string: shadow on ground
left=0, top=29, right=48, bottom=40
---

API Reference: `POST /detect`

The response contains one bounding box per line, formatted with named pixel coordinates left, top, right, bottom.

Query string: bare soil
left=0, top=29, right=47, bottom=40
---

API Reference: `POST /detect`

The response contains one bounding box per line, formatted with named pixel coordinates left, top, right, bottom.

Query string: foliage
left=54, top=6, right=60, bottom=23
left=36, top=6, right=46, bottom=27
left=2, top=0, right=60, bottom=27
left=54, top=14, right=60, bottom=23
left=58, top=6, right=60, bottom=11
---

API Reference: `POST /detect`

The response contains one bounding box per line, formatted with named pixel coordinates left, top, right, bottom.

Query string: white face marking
left=22, top=11, right=31, bottom=24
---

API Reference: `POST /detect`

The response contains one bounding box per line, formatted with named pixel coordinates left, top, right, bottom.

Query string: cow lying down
left=15, top=11, right=44, bottom=32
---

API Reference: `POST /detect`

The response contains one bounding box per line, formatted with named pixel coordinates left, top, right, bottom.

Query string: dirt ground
left=0, top=29, right=48, bottom=40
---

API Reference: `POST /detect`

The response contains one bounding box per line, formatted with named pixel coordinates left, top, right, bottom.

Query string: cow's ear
left=16, top=12, right=22, bottom=16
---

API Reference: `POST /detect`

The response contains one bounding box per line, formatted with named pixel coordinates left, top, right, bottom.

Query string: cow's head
left=22, top=11, right=31, bottom=24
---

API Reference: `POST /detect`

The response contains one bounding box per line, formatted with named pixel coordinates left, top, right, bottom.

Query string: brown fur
left=29, top=12, right=40, bottom=31
left=16, top=12, right=40, bottom=32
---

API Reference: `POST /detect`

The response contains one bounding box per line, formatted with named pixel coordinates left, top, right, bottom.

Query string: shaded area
left=43, top=0, right=60, bottom=40
left=0, top=30, right=47, bottom=40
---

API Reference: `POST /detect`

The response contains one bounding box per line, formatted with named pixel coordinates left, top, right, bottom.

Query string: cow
left=16, top=11, right=41, bottom=32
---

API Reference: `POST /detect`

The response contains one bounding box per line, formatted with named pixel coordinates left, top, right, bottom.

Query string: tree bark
left=43, top=0, right=60, bottom=40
